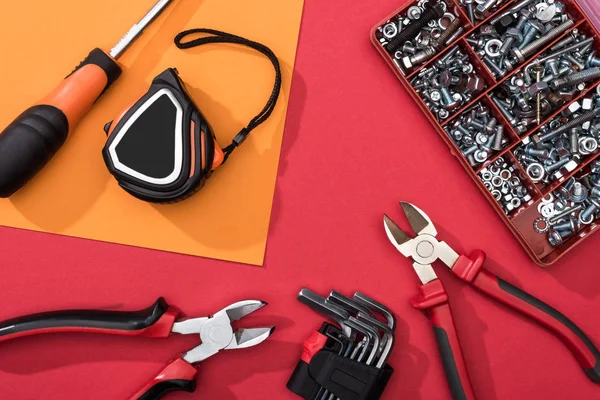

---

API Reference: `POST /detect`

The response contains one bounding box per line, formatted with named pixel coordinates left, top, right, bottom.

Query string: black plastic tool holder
left=287, top=323, right=394, bottom=400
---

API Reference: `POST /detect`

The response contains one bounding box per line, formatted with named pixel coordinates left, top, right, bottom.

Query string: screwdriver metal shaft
left=110, top=0, right=174, bottom=58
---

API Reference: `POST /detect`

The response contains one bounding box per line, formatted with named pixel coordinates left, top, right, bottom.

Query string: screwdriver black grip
left=0, top=48, right=121, bottom=197
left=0, top=105, right=68, bottom=197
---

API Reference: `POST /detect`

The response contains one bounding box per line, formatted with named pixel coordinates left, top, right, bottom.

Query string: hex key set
left=287, top=289, right=396, bottom=400
left=371, top=0, right=600, bottom=265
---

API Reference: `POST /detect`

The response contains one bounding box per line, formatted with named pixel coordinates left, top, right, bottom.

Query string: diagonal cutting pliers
left=0, top=298, right=274, bottom=399
left=383, top=202, right=600, bottom=400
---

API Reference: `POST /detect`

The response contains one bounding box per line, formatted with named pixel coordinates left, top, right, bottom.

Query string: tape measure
left=102, top=29, right=282, bottom=203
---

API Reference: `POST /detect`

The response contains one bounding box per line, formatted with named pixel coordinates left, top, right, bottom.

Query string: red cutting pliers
left=383, top=202, right=600, bottom=400
left=0, top=298, right=274, bottom=399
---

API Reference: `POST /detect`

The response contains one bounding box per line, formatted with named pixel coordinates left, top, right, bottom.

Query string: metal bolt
left=525, top=146, right=548, bottom=158
left=464, top=144, right=478, bottom=156
left=500, top=27, right=524, bottom=56
left=513, top=20, right=575, bottom=63
left=483, top=56, right=505, bottom=76
left=519, top=21, right=544, bottom=50
left=468, top=116, right=486, bottom=130
left=553, top=216, right=577, bottom=233
left=484, top=117, right=497, bottom=134
left=466, top=37, right=483, bottom=48
left=491, top=96, right=516, bottom=125
left=546, top=157, right=571, bottom=173
left=565, top=54, right=585, bottom=71
left=570, top=128, right=580, bottom=154
left=587, top=51, right=600, bottom=68
left=548, top=229, right=571, bottom=247
left=491, top=125, right=505, bottom=151
left=549, top=204, right=583, bottom=224
left=533, top=108, right=600, bottom=144
left=440, top=87, right=455, bottom=104
left=434, top=18, right=462, bottom=51
left=571, top=182, right=589, bottom=202
left=457, top=121, right=471, bottom=134
left=546, top=58, right=560, bottom=76
left=550, top=67, right=600, bottom=91
left=402, top=43, right=417, bottom=54
left=477, top=0, right=499, bottom=17
left=385, top=3, right=445, bottom=53
left=403, top=47, right=438, bottom=69
left=579, top=198, right=600, bottom=224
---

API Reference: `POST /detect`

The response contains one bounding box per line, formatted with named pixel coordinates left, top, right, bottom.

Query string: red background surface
left=1, top=1, right=600, bottom=399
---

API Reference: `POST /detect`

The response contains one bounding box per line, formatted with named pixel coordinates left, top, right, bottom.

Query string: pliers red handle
left=0, top=298, right=274, bottom=399
left=384, top=202, right=600, bottom=400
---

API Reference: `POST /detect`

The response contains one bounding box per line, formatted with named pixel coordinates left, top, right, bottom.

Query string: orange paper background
left=0, top=0, right=304, bottom=266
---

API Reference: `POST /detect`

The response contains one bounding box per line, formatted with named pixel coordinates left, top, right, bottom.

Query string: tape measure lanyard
left=174, top=28, right=282, bottom=163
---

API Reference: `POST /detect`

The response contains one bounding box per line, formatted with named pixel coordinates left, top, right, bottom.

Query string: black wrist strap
left=174, top=28, right=282, bottom=163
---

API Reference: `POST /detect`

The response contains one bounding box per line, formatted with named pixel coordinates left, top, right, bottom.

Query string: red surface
left=1, top=1, right=600, bottom=399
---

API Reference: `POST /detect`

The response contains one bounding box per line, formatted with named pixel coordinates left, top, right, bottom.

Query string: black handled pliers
left=0, top=298, right=274, bottom=399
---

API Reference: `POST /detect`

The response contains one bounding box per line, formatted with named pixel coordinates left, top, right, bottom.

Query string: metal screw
left=565, top=54, right=585, bottom=71
left=491, top=96, right=516, bottom=125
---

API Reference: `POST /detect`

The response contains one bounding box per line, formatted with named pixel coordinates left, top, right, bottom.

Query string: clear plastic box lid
left=578, top=0, right=600, bottom=30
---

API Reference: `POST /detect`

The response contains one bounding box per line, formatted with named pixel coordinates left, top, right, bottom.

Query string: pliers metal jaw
left=384, top=202, right=600, bottom=400
left=134, top=299, right=274, bottom=399
left=171, top=300, right=274, bottom=364
left=0, top=298, right=274, bottom=400
left=384, top=202, right=459, bottom=284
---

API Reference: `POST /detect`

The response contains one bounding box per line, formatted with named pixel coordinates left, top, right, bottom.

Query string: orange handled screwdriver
left=0, top=0, right=174, bottom=197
